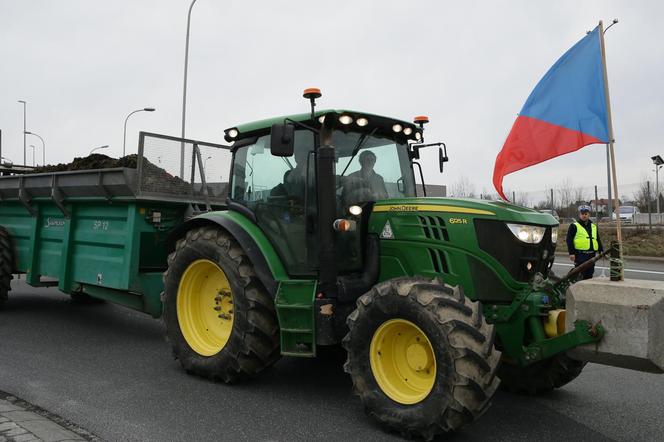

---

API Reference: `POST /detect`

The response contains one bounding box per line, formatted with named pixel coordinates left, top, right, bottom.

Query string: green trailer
left=0, top=133, right=229, bottom=316
left=0, top=92, right=622, bottom=439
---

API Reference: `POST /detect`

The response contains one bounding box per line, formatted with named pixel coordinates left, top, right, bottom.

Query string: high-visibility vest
left=573, top=222, right=598, bottom=251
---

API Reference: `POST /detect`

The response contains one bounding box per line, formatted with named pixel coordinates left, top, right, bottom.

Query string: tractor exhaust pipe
left=317, top=113, right=339, bottom=298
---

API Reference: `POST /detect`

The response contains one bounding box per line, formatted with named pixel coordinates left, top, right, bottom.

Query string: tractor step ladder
left=275, top=280, right=317, bottom=357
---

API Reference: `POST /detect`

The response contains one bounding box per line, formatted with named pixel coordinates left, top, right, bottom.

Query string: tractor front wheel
left=498, top=353, right=586, bottom=394
left=343, top=277, right=500, bottom=440
left=163, top=226, right=280, bottom=382
left=0, top=227, right=13, bottom=309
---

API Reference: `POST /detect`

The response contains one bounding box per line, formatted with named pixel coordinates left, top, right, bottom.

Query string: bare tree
left=480, top=187, right=493, bottom=200
left=573, top=185, right=587, bottom=205
left=632, top=174, right=653, bottom=212
left=450, top=176, right=476, bottom=198
left=556, top=178, right=574, bottom=218
left=515, top=193, right=530, bottom=207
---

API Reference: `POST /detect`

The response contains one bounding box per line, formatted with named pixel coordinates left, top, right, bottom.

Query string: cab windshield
left=333, top=130, right=416, bottom=207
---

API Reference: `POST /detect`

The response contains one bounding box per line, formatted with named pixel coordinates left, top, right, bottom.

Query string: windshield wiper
left=340, top=128, right=377, bottom=176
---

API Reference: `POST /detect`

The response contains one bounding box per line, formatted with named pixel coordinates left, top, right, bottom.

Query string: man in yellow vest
left=566, top=204, right=603, bottom=279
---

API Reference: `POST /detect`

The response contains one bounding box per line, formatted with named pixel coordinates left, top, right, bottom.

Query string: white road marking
left=553, top=262, right=664, bottom=276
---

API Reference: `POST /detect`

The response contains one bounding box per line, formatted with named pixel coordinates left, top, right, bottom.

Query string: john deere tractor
left=161, top=89, right=603, bottom=439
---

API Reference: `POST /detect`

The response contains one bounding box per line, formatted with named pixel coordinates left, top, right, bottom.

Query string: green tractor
left=161, top=89, right=602, bottom=438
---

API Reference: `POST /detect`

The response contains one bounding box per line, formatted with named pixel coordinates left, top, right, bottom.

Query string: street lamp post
left=18, top=100, right=27, bottom=166
left=653, top=155, right=664, bottom=220
left=123, top=107, right=156, bottom=157
left=90, top=145, right=110, bottom=155
left=181, top=0, right=199, bottom=178
left=25, top=131, right=45, bottom=166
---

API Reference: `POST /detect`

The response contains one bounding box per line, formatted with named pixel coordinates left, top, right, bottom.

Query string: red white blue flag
left=493, top=26, right=609, bottom=200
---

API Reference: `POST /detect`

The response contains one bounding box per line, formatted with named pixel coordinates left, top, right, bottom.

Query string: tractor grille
left=419, top=216, right=449, bottom=242
left=468, top=255, right=515, bottom=302
left=428, top=248, right=449, bottom=274
left=474, top=219, right=555, bottom=283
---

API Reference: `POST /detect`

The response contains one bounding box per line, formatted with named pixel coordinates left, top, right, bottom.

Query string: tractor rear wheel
left=343, top=277, right=500, bottom=440
left=163, top=226, right=280, bottom=382
left=0, top=227, right=13, bottom=310
left=498, top=353, right=586, bottom=394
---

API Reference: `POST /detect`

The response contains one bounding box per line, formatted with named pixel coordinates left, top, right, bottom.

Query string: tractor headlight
left=348, top=205, right=363, bottom=216
left=356, top=117, right=369, bottom=127
left=506, top=223, right=546, bottom=244
left=551, top=227, right=558, bottom=243
left=224, top=127, right=239, bottom=142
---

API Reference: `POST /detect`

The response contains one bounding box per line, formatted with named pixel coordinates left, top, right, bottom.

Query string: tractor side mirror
left=438, top=145, right=449, bottom=173
left=270, top=124, right=295, bottom=157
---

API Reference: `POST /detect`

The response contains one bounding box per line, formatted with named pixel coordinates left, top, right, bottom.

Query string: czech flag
left=493, top=26, right=610, bottom=201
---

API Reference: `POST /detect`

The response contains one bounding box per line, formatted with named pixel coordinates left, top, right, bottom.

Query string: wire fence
left=449, top=180, right=664, bottom=223
left=137, top=132, right=231, bottom=204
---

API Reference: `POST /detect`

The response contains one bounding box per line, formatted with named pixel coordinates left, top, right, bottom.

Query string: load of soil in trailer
left=32, top=154, right=140, bottom=173
left=32, top=154, right=192, bottom=195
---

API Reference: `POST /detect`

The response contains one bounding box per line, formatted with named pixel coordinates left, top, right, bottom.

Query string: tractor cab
left=226, top=95, right=430, bottom=278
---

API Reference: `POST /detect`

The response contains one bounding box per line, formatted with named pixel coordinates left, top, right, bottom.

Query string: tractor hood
left=370, top=197, right=559, bottom=226
left=367, top=197, right=559, bottom=291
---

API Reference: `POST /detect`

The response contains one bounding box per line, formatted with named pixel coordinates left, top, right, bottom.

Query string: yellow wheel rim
left=370, top=319, right=436, bottom=405
left=176, top=259, right=234, bottom=356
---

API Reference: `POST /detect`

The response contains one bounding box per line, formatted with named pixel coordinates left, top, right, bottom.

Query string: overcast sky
left=1, top=0, right=662, bottom=200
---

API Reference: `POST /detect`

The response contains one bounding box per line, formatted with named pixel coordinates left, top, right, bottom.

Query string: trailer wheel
left=163, top=226, right=280, bottom=382
left=498, top=353, right=586, bottom=395
left=0, top=227, right=13, bottom=309
left=343, top=277, right=500, bottom=440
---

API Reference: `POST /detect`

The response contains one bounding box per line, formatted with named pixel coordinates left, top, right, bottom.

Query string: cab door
left=229, top=131, right=318, bottom=276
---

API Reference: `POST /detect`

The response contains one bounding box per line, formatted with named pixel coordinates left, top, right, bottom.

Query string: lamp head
left=652, top=155, right=664, bottom=166
left=303, top=88, right=321, bottom=100
left=144, top=107, right=156, bottom=112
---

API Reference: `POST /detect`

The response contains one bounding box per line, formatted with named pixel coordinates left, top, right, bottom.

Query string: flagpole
left=598, top=19, right=623, bottom=281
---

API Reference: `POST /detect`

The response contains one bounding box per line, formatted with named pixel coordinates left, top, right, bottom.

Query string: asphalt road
left=1, top=281, right=663, bottom=442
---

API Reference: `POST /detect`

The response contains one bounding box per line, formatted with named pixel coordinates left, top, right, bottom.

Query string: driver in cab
left=343, top=150, right=388, bottom=204
left=282, top=147, right=309, bottom=200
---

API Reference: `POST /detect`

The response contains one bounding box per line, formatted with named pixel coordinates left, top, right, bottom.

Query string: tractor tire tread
left=163, top=226, right=280, bottom=383
left=0, top=227, right=14, bottom=309
left=343, top=276, right=500, bottom=440
left=498, top=353, right=586, bottom=395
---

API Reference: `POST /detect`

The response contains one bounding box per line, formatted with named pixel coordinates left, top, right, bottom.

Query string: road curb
left=0, top=391, right=101, bottom=442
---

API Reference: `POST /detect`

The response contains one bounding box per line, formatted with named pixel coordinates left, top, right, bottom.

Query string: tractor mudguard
left=167, top=210, right=288, bottom=297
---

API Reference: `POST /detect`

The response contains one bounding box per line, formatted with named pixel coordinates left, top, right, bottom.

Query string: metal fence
left=137, top=132, right=231, bottom=206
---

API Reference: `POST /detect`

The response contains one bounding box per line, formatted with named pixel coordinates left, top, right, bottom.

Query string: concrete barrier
left=635, top=213, right=663, bottom=225
left=566, top=277, right=664, bottom=373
